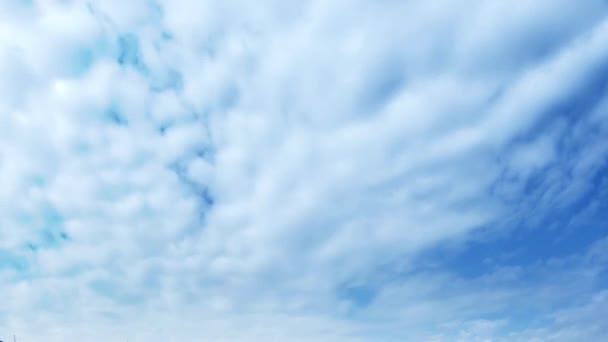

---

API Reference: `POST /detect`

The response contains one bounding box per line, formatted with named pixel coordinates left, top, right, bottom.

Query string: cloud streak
left=1, top=0, right=607, bottom=341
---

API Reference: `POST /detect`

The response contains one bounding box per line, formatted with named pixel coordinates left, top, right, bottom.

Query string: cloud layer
left=1, top=1, right=607, bottom=341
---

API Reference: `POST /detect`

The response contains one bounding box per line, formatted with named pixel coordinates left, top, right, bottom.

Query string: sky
left=0, top=0, right=607, bottom=341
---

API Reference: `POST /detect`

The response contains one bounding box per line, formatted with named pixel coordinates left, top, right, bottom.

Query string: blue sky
left=0, top=1, right=607, bottom=341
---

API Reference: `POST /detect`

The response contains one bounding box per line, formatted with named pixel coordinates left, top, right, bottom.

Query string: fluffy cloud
left=1, top=0, right=607, bottom=341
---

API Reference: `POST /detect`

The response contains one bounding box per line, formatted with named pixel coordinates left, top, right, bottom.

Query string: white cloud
left=1, top=0, right=607, bottom=341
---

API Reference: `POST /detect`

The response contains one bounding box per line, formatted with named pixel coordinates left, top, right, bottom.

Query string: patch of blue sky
left=89, top=278, right=144, bottom=306
left=103, top=105, right=128, bottom=126
left=337, top=283, right=378, bottom=310
left=72, top=140, right=92, bottom=155
left=160, top=30, right=174, bottom=41
left=117, top=33, right=147, bottom=73
left=356, top=58, right=406, bottom=114
left=5, top=0, right=33, bottom=8
left=96, top=182, right=130, bottom=202
left=11, top=204, right=68, bottom=256
left=149, top=68, right=184, bottom=92
left=66, top=35, right=113, bottom=76
left=218, top=83, right=240, bottom=109
left=432, top=162, right=608, bottom=280
left=115, top=32, right=186, bottom=94
left=0, top=249, right=28, bottom=272
left=68, top=46, right=95, bottom=75
left=169, top=159, right=215, bottom=209
left=30, top=204, right=69, bottom=251
left=510, top=60, right=608, bottom=150
left=89, top=278, right=118, bottom=298
left=425, top=68, right=608, bottom=279
left=57, top=264, right=88, bottom=278
left=28, top=174, right=47, bottom=187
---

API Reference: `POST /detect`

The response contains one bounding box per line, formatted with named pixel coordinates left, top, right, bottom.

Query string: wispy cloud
left=1, top=0, right=607, bottom=341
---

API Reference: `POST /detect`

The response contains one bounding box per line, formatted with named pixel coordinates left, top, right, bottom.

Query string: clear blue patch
left=98, top=185, right=128, bottom=202
left=69, top=47, right=95, bottom=75
left=430, top=62, right=608, bottom=279
left=358, top=59, right=406, bottom=112
left=117, top=33, right=146, bottom=72
left=432, top=155, right=608, bottom=279
left=105, top=108, right=128, bottom=125
left=41, top=230, right=58, bottom=246
left=23, top=204, right=70, bottom=251
left=219, top=83, right=240, bottom=109
left=161, top=31, right=174, bottom=41
left=27, top=243, right=37, bottom=252
left=16, top=211, right=34, bottom=226
left=158, top=122, right=171, bottom=135
left=29, top=175, right=46, bottom=187
left=0, top=249, right=28, bottom=271
left=102, top=104, right=128, bottom=126
left=151, top=68, right=184, bottom=92
left=89, top=278, right=144, bottom=305
left=59, top=264, right=87, bottom=278
left=73, top=141, right=91, bottom=154
left=66, top=36, right=112, bottom=76
left=506, top=56, right=608, bottom=146
left=169, top=158, right=216, bottom=209
left=338, top=283, right=377, bottom=308
left=90, top=278, right=116, bottom=297
left=41, top=204, right=63, bottom=230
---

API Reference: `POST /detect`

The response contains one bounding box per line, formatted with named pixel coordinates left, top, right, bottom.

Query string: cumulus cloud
left=1, top=0, right=607, bottom=341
